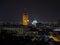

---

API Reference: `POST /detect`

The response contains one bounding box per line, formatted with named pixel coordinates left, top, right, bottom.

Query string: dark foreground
left=1, top=32, right=60, bottom=45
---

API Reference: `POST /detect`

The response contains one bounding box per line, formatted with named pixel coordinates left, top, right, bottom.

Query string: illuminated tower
left=22, top=11, right=29, bottom=26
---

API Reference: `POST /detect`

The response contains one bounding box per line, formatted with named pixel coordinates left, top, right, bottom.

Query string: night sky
left=0, top=0, right=60, bottom=22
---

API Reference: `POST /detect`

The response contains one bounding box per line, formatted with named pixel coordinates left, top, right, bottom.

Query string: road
left=50, top=32, right=60, bottom=42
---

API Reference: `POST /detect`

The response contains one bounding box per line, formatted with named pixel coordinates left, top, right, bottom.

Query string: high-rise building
left=22, top=11, right=29, bottom=26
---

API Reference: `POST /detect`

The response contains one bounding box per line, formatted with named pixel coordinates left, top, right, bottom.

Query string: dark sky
left=0, top=0, right=60, bottom=22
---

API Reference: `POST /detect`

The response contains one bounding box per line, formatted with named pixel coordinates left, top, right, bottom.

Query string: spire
left=23, top=8, right=28, bottom=15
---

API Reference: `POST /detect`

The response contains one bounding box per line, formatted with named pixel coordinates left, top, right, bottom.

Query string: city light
left=32, top=20, right=38, bottom=26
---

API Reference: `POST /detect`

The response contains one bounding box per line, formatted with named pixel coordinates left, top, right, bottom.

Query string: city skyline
left=0, top=0, right=60, bottom=22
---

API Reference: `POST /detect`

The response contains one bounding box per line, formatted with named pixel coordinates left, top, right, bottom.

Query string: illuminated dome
left=32, top=20, right=38, bottom=26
